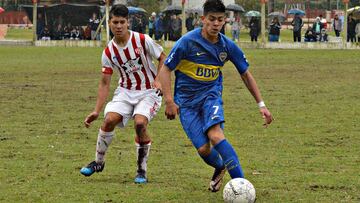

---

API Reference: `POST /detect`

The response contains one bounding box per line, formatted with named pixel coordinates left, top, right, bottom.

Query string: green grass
left=4, top=27, right=33, bottom=40
left=0, top=47, right=359, bottom=202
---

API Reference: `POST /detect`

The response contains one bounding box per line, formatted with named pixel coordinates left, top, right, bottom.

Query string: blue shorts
left=179, top=96, right=225, bottom=149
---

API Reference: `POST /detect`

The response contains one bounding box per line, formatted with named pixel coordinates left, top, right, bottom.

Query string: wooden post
left=106, top=0, right=110, bottom=43
left=32, top=0, right=37, bottom=43
left=260, top=0, right=268, bottom=44
left=343, top=0, right=349, bottom=48
left=181, top=0, right=186, bottom=36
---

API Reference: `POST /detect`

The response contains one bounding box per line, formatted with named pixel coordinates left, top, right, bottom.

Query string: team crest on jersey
left=135, top=47, right=144, bottom=55
left=122, top=57, right=143, bottom=74
left=219, top=52, right=227, bottom=62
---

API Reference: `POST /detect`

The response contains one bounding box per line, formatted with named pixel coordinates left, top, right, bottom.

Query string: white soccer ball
left=223, top=178, right=256, bottom=203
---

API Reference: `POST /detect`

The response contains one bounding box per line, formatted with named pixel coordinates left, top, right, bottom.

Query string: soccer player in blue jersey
left=157, top=0, right=273, bottom=192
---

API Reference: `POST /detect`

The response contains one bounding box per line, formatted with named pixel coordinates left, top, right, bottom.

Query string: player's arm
left=144, top=34, right=166, bottom=90
left=158, top=65, right=179, bottom=120
left=152, top=52, right=166, bottom=91
left=240, top=70, right=273, bottom=127
left=84, top=73, right=111, bottom=128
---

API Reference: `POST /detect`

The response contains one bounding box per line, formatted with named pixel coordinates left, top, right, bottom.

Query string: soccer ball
left=223, top=178, right=256, bottom=203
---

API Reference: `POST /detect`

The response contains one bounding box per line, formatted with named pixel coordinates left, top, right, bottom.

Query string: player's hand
left=84, top=111, right=99, bottom=128
left=152, top=80, right=163, bottom=96
left=260, top=107, right=273, bottom=127
left=165, top=101, right=179, bottom=120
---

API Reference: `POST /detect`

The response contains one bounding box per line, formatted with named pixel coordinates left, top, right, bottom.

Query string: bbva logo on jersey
left=196, top=67, right=220, bottom=78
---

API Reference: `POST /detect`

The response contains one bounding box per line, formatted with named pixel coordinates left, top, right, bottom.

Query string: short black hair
left=203, top=0, right=225, bottom=16
left=109, top=4, right=128, bottom=19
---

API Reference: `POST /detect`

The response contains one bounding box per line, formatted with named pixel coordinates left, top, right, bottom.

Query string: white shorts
left=104, top=87, right=162, bottom=128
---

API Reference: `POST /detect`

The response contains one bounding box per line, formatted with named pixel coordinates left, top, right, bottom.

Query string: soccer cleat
left=209, top=167, right=226, bottom=192
left=80, top=161, right=105, bottom=177
left=134, top=173, right=147, bottom=184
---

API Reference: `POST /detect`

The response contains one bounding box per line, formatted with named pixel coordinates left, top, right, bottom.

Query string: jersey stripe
left=123, top=46, right=141, bottom=90
left=140, top=33, right=157, bottom=79
left=112, top=43, right=128, bottom=88
left=132, top=33, right=151, bottom=89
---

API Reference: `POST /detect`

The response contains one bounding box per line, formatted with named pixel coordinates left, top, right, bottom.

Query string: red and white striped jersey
left=101, top=31, right=163, bottom=90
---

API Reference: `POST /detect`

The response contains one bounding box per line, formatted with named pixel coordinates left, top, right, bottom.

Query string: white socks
left=135, top=141, right=151, bottom=176
left=95, top=129, right=114, bottom=164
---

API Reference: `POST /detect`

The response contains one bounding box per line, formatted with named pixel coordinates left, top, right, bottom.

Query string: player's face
left=202, top=12, right=225, bottom=37
left=109, top=16, right=129, bottom=39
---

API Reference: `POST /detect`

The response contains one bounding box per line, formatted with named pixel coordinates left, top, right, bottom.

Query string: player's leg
left=203, top=96, right=244, bottom=180
left=80, top=112, right=123, bottom=176
left=179, top=107, right=225, bottom=192
left=133, top=114, right=151, bottom=184
left=132, top=89, right=162, bottom=183
left=80, top=91, right=133, bottom=177
left=207, top=125, right=244, bottom=179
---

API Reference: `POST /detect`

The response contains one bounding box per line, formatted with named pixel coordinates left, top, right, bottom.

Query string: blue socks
left=214, top=139, right=244, bottom=178
left=200, top=148, right=224, bottom=169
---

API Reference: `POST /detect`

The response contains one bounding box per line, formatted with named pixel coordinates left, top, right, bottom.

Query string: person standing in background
left=291, top=14, right=303, bottom=42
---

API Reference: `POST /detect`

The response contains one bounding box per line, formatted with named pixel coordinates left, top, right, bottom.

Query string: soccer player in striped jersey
left=80, top=4, right=166, bottom=184
left=158, top=0, right=273, bottom=192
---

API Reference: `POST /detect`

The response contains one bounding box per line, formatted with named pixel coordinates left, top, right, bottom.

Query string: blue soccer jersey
left=164, top=28, right=249, bottom=108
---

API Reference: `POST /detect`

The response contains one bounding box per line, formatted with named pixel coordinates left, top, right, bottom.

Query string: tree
left=235, top=0, right=261, bottom=11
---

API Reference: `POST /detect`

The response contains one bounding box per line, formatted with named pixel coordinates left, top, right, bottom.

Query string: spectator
left=355, top=21, right=360, bottom=43
left=70, top=26, right=82, bottom=40
left=319, top=28, right=328, bottom=42
left=89, top=13, right=101, bottom=40
left=171, top=14, right=182, bottom=41
left=313, top=17, right=323, bottom=40
left=291, top=14, right=304, bottom=42
left=53, top=24, right=63, bottom=40
left=169, top=14, right=176, bottom=40
left=230, top=14, right=241, bottom=42
left=155, top=13, right=165, bottom=40
left=319, top=14, right=327, bottom=30
left=36, top=13, right=45, bottom=40
left=133, top=15, right=144, bottom=33
left=249, top=17, right=260, bottom=42
left=193, top=12, right=202, bottom=28
left=304, top=26, right=316, bottom=42
left=148, top=12, right=156, bottom=38
left=141, top=15, right=147, bottom=34
left=186, top=13, right=194, bottom=31
left=63, top=25, right=71, bottom=40
left=332, top=14, right=342, bottom=37
left=163, top=13, right=171, bottom=41
left=347, top=14, right=356, bottom=42
left=269, top=17, right=281, bottom=42
left=40, top=26, right=51, bottom=40
left=84, top=24, right=92, bottom=40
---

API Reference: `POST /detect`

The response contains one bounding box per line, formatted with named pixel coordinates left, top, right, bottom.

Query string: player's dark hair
left=109, top=4, right=128, bottom=19
left=203, top=0, right=225, bottom=16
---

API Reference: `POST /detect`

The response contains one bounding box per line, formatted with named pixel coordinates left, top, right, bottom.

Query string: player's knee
left=197, top=144, right=211, bottom=156
left=102, top=115, right=119, bottom=131
left=135, top=122, right=147, bottom=136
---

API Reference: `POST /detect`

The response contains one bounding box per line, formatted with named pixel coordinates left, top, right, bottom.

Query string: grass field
left=0, top=46, right=359, bottom=202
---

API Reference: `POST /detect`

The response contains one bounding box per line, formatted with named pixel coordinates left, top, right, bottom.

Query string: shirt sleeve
left=164, top=37, right=187, bottom=71
left=144, top=34, right=163, bottom=60
left=101, top=50, right=113, bottom=75
left=227, top=41, right=249, bottom=74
